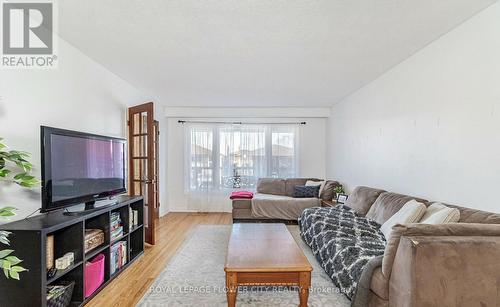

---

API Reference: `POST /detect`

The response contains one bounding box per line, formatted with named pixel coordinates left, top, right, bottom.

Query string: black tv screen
left=41, top=126, right=126, bottom=212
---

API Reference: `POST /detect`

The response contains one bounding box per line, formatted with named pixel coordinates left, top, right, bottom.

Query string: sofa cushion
left=345, top=186, right=386, bottom=216
left=306, top=180, right=325, bottom=195
left=285, top=178, right=319, bottom=197
left=257, top=178, right=286, bottom=196
left=380, top=200, right=427, bottom=239
left=366, top=192, right=428, bottom=225
left=252, top=193, right=319, bottom=220
left=320, top=180, right=342, bottom=201
left=419, top=203, right=460, bottom=224
left=293, top=185, right=320, bottom=198
left=443, top=203, right=500, bottom=224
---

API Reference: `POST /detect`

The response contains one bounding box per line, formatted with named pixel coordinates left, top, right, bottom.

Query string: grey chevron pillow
left=293, top=185, right=320, bottom=198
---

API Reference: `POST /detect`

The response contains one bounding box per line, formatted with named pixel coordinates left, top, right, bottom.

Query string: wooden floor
left=87, top=212, right=232, bottom=307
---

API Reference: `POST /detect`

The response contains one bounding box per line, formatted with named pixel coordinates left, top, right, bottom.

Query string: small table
left=224, top=223, right=312, bottom=307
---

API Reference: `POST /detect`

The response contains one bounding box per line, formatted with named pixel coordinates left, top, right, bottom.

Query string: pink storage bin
left=84, top=253, right=105, bottom=298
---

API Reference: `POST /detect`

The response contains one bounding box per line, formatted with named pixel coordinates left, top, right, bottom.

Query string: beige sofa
left=343, top=186, right=500, bottom=307
left=232, top=177, right=341, bottom=222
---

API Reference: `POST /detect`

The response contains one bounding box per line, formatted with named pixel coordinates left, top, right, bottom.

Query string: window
left=186, top=123, right=299, bottom=191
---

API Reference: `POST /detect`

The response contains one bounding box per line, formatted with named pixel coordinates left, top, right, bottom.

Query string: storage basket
left=47, top=280, right=75, bottom=307
left=84, top=229, right=105, bottom=253
left=84, top=253, right=105, bottom=298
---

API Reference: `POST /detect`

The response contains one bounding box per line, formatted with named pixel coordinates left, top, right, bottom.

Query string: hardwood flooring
left=86, top=212, right=232, bottom=307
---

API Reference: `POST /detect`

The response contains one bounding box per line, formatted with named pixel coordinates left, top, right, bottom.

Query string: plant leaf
left=5, top=256, right=22, bottom=266
left=0, top=169, right=10, bottom=177
left=3, top=268, right=9, bottom=279
left=0, top=231, right=10, bottom=245
left=0, top=230, right=11, bottom=245
left=0, top=259, right=9, bottom=269
left=10, top=265, right=26, bottom=273
left=9, top=270, right=19, bottom=280
left=19, top=181, right=37, bottom=188
left=0, top=207, right=17, bottom=217
left=13, top=173, right=26, bottom=180
left=0, top=249, right=14, bottom=258
left=0, top=207, right=16, bottom=211
left=20, top=175, right=35, bottom=181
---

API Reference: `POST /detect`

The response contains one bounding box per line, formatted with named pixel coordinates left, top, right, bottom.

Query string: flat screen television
left=41, top=126, right=127, bottom=213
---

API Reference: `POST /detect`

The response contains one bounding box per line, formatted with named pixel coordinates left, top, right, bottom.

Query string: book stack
left=110, top=212, right=123, bottom=241
left=129, top=207, right=140, bottom=228
left=110, top=241, right=127, bottom=275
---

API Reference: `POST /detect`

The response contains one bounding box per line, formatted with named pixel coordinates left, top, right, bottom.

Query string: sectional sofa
left=231, top=177, right=341, bottom=222
left=300, top=186, right=500, bottom=307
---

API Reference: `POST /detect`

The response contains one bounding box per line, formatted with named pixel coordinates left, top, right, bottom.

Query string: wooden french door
left=128, top=102, right=159, bottom=245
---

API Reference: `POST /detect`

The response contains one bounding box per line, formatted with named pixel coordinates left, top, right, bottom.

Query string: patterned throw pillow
left=293, top=185, right=320, bottom=198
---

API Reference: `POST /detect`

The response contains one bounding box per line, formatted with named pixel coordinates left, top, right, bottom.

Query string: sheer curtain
left=184, top=123, right=299, bottom=212
left=184, top=123, right=218, bottom=212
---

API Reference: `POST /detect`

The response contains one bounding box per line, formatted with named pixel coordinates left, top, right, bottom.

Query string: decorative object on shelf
left=47, top=280, right=75, bottom=307
left=55, top=253, right=74, bottom=270
left=129, top=208, right=140, bottom=228
left=110, top=241, right=127, bottom=275
left=55, top=258, right=66, bottom=270
left=110, top=212, right=124, bottom=240
left=333, top=185, right=346, bottom=200
left=337, top=193, right=348, bottom=204
left=46, top=235, right=54, bottom=269
left=84, top=229, right=105, bottom=253
left=84, top=254, right=105, bottom=298
left=64, top=252, right=74, bottom=264
left=133, top=210, right=139, bottom=227
left=0, top=137, right=39, bottom=280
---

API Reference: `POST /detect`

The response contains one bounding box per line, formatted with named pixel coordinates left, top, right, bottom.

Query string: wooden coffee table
left=224, top=223, right=312, bottom=307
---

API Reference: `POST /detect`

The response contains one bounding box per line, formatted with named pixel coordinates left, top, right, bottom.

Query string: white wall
left=163, top=117, right=327, bottom=214
left=0, top=38, right=150, bottom=223
left=326, top=2, right=500, bottom=213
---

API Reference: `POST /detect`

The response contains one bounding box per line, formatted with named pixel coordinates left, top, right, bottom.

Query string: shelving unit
left=0, top=196, right=144, bottom=307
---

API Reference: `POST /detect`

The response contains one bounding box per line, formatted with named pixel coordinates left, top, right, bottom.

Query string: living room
left=1, top=1, right=500, bottom=307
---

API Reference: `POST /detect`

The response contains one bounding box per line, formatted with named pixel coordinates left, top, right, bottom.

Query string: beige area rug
left=138, top=225, right=350, bottom=307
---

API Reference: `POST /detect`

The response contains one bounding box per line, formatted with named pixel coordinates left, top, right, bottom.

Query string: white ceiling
left=57, top=0, right=496, bottom=107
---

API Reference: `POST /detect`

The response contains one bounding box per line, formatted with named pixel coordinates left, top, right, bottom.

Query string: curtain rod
left=178, top=120, right=306, bottom=125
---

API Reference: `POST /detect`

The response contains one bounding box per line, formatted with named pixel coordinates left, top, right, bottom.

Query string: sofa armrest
left=382, top=223, right=500, bottom=278
left=388, top=235, right=500, bottom=307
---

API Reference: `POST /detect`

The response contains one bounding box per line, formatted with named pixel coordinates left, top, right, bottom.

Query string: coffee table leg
left=299, top=271, right=311, bottom=307
left=226, top=272, right=238, bottom=307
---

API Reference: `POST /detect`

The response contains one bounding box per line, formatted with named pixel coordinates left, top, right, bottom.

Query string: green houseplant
left=334, top=185, right=345, bottom=196
left=0, top=137, right=39, bottom=280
